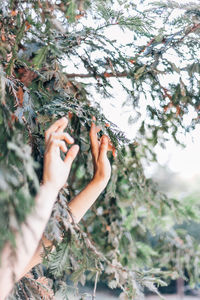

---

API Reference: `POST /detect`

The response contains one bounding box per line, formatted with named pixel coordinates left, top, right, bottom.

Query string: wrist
left=91, top=175, right=109, bottom=190
left=40, top=181, right=60, bottom=197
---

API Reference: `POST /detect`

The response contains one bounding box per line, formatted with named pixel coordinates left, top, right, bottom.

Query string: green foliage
left=33, top=46, right=49, bottom=69
left=0, top=0, right=200, bottom=299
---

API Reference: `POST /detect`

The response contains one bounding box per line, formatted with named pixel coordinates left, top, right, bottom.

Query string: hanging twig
left=92, top=271, right=99, bottom=300
left=65, top=71, right=128, bottom=78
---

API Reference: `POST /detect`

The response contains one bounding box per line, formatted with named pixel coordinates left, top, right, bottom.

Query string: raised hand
left=89, top=120, right=111, bottom=187
left=43, top=117, right=79, bottom=192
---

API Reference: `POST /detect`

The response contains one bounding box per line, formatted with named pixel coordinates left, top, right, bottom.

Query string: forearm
left=0, top=184, right=58, bottom=300
left=21, top=178, right=107, bottom=277
left=68, top=178, right=106, bottom=223
left=20, top=236, right=52, bottom=279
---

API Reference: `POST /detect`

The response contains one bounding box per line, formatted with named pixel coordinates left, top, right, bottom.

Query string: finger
left=107, top=139, right=117, bottom=158
left=45, top=117, right=68, bottom=144
left=64, top=144, right=79, bottom=165
left=49, top=132, right=74, bottom=145
left=112, top=147, right=117, bottom=158
left=56, top=116, right=70, bottom=133
left=98, top=135, right=109, bottom=161
left=89, top=122, right=100, bottom=160
left=48, top=139, right=67, bottom=153
left=108, top=139, right=114, bottom=151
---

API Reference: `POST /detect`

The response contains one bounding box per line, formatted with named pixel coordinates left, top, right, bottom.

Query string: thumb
left=99, top=135, right=108, bottom=160
left=64, top=144, right=79, bottom=166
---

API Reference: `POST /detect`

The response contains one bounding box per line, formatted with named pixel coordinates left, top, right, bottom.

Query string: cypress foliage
left=0, top=0, right=200, bottom=299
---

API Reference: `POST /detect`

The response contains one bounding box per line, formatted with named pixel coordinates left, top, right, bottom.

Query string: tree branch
left=92, top=271, right=99, bottom=300
left=65, top=71, right=128, bottom=79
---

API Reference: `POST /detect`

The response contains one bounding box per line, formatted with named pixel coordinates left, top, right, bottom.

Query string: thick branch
left=65, top=72, right=128, bottom=79
left=179, top=23, right=200, bottom=42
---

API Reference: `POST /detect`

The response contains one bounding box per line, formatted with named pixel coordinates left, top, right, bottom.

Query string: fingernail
left=75, top=144, right=80, bottom=151
left=67, top=134, right=74, bottom=143
left=102, top=136, right=107, bottom=142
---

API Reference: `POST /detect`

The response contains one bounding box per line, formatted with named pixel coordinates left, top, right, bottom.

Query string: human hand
left=43, top=117, right=79, bottom=193
left=89, top=120, right=111, bottom=188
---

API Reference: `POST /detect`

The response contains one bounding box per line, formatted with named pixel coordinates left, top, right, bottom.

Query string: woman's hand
left=0, top=117, right=80, bottom=300
left=43, top=117, right=79, bottom=193
left=89, top=121, right=111, bottom=188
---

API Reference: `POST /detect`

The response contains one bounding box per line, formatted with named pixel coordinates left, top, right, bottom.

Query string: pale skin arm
left=0, top=117, right=79, bottom=300
left=21, top=121, right=112, bottom=276
left=69, top=121, right=111, bottom=222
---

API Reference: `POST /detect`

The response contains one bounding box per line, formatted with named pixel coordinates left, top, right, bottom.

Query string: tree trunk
left=177, top=278, right=184, bottom=298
